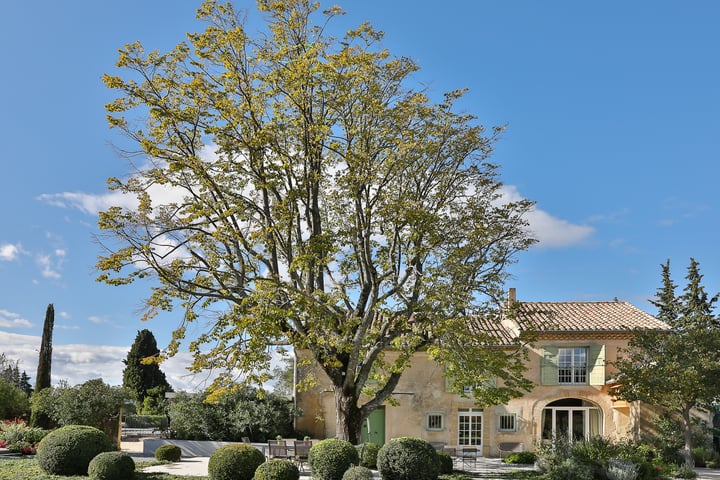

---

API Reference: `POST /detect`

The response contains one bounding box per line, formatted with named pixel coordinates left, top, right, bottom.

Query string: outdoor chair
left=498, top=442, right=524, bottom=457
left=268, top=441, right=290, bottom=460
left=293, top=440, right=312, bottom=471
left=459, top=445, right=478, bottom=469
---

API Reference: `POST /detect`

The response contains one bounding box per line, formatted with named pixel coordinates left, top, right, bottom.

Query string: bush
left=208, top=443, right=265, bottom=480
left=155, top=444, right=182, bottom=462
left=360, top=442, right=380, bottom=468
left=0, top=418, right=49, bottom=454
left=436, top=451, right=453, bottom=474
left=342, top=465, right=375, bottom=480
left=308, top=438, right=359, bottom=480
left=543, top=457, right=594, bottom=480
left=503, top=451, right=536, bottom=465
left=36, top=425, right=113, bottom=475
left=675, top=465, right=697, bottom=479
left=377, top=437, right=439, bottom=480
left=606, top=458, right=638, bottom=480
left=254, top=459, right=300, bottom=480
left=88, top=451, right=136, bottom=480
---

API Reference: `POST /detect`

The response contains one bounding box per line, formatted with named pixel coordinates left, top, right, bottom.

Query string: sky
left=1, top=1, right=719, bottom=392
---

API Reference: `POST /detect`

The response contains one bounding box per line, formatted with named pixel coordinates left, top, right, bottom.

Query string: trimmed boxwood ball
left=377, top=437, right=440, bottom=480
left=435, top=451, right=453, bottom=474
left=88, top=451, right=136, bottom=480
left=360, top=442, right=380, bottom=469
left=308, top=438, right=359, bottom=480
left=253, top=459, right=300, bottom=480
left=342, top=465, right=374, bottom=480
left=36, top=425, right=114, bottom=476
left=154, top=444, right=182, bottom=462
left=208, top=443, right=265, bottom=480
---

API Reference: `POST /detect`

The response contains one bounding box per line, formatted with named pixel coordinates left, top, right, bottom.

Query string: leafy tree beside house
left=96, top=0, right=536, bottom=443
left=614, top=258, right=720, bottom=467
left=123, top=329, right=173, bottom=414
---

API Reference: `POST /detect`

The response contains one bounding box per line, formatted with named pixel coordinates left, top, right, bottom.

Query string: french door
left=458, top=409, right=483, bottom=446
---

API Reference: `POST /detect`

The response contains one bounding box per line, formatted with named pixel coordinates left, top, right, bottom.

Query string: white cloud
left=0, top=309, right=33, bottom=328
left=0, top=330, right=222, bottom=392
left=37, top=253, right=62, bottom=279
left=0, top=243, right=21, bottom=261
left=88, top=315, right=109, bottom=324
left=500, top=185, right=594, bottom=248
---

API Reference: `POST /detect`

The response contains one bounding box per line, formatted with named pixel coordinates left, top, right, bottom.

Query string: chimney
left=508, top=288, right=516, bottom=303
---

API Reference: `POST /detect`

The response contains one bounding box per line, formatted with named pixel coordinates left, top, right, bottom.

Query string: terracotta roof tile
left=513, top=301, right=670, bottom=332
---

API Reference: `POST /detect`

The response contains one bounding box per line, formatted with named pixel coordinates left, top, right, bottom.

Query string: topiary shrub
left=154, top=444, right=182, bottom=462
left=88, top=451, right=136, bottom=480
left=36, top=425, right=114, bottom=476
left=308, top=438, right=359, bottom=480
left=342, top=465, right=374, bottom=480
left=208, top=443, right=265, bottom=480
left=360, top=442, right=380, bottom=469
left=377, top=437, right=439, bottom=480
left=503, top=451, right=537, bottom=465
left=254, top=459, right=300, bottom=480
left=435, top=451, right=453, bottom=474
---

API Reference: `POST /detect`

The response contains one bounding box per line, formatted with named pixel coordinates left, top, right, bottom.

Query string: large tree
left=97, top=0, right=536, bottom=442
left=614, top=258, right=720, bottom=466
left=122, top=329, right=173, bottom=414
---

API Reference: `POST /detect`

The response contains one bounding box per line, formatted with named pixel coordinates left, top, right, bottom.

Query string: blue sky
left=1, top=1, right=718, bottom=390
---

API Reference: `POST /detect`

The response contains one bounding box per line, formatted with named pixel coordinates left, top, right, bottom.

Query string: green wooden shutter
left=588, top=344, right=605, bottom=385
left=541, top=347, right=559, bottom=385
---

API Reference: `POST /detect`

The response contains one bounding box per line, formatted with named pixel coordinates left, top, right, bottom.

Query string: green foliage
left=542, top=457, right=594, bottom=480
left=377, top=437, right=440, bottom=480
left=253, top=458, right=300, bottom=480
left=674, top=464, right=697, bottom=478
left=308, top=438, right=360, bottom=480
left=36, top=425, right=113, bottom=476
left=125, top=414, right=168, bottom=430
left=168, top=389, right=295, bottom=441
left=606, top=458, right=639, bottom=480
left=0, top=418, right=49, bottom=454
left=0, top=353, right=32, bottom=397
left=207, top=443, right=265, bottom=480
left=88, top=451, right=136, bottom=480
left=503, top=451, right=536, bottom=465
left=359, top=442, right=380, bottom=468
left=436, top=451, right=454, bottom=474
left=123, top=329, right=173, bottom=414
left=342, top=465, right=374, bottom=480
left=99, top=0, right=536, bottom=442
left=31, top=304, right=55, bottom=430
left=154, top=444, right=182, bottom=462
left=691, top=446, right=719, bottom=467
left=614, top=258, right=720, bottom=466
left=0, top=378, right=30, bottom=419
left=30, top=379, right=125, bottom=438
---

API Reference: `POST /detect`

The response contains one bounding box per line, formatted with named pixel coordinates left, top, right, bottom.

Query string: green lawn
left=0, top=457, right=208, bottom=480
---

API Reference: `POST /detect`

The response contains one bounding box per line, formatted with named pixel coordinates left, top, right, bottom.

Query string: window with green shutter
left=541, top=345, right=605, bottom=386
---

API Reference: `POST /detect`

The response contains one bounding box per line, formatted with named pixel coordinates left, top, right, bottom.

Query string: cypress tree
left=122, top=329, right=172, bottom=413
left=31, top=303, right=54, bottom=428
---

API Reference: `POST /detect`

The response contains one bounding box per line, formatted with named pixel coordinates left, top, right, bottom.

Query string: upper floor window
left=558, top=347, right=587, bottom=384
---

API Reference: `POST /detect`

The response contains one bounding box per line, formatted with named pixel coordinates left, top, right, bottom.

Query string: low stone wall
left=143, top=438, right=237, bottom=457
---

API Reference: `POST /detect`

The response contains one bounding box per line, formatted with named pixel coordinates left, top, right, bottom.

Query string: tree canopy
left=614, top=258, right=720, bottom=466
left=98, top=0, right=536, bottom=441
left=122, top=329, right=173, bottom=414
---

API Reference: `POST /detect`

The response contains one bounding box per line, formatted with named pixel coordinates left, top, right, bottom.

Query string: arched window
left=541, top=398, right=602, bottom=442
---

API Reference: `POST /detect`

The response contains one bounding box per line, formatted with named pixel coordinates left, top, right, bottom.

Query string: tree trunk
left=334, top=389, right=363, bottom=444
left=681, top=408, right=695, bottom=468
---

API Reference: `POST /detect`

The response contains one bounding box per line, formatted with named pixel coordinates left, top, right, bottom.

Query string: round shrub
left=88, top=451, right=136, bottom=480
left=155, top=444, right=182, bottom=462
left=308, top=438, right=360, bottom=480
left=342, top=465, right=374, bottom=480
left=436, top=451, right=453, bottom=474
left=360, top=442, right=380, bottom=469
left=36, top=425, right=114, bottom=476
left=208, top=443, right=265, bottom=480
left=254, top=459, right=300, bottom=480
left=504, top=451, right=536, bottom=464
left=377, top=437, right=439, bottom=480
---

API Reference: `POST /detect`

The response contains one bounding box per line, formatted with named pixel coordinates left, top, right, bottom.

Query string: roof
left=512, top=301, right=670, bottom=333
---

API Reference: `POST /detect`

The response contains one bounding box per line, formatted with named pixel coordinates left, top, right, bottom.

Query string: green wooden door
left=360, top=407, right=385, bottom=446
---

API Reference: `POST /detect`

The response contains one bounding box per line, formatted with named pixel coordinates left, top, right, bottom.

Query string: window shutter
left=588, top=344, right=605, bottom=385
left=541, top=347, right=559, bottom=385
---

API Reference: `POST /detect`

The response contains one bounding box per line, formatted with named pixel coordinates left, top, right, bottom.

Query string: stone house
left=294, top=289, right=670, bottom=457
